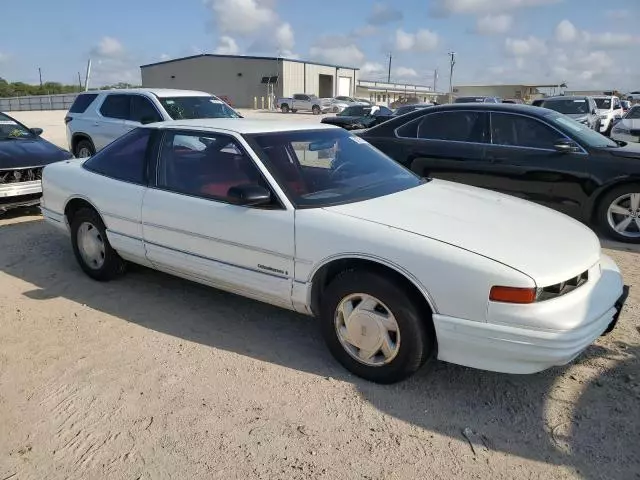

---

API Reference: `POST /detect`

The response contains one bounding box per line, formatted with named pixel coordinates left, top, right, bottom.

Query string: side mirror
left=591, top=108, right=597, bottom=115
left=554, top=139, right=578, bottom=153
left=227, top=184, right=272, bottom=206
left=30, top=127, right=43, bottom=136
left=140, top=116, right=157, bottom=125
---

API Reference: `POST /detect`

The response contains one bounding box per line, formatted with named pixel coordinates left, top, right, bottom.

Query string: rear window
left=69, top=94, right=98, bottom=113
left=455, top=97, right=486, bottom=103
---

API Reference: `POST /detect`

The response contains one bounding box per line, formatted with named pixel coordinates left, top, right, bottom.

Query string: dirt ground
left=1, top=209, right=639, bottom=480
left=1, top=110, right=640, bottom=479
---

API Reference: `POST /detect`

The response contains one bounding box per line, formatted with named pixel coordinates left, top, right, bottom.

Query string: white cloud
left=475, top=14, right=512, bottom=35
left=367, top=3, right=403, bottom=25
left=360, top=62, right=385, bottom=76
left=214, top=36, right=240, bottom=55
left=91, top=36, right=125, bottom=58
left=587, top=32, right=640, bottom=48
left=204, top=0, right=277, bottom=34
left=555, top=19, right=578, bottom=42
left=0, top=51, right=9, bottom=63
left=432, top=0, right=559, bottom=15
left=395, top=66, right=418, bottom=78
left=504, top=36, right=547, bottom=56
left=606, top=9, right=630, bottom=19
left=353, top=25, right=379, bottom=37
left=395, top=29, right=439, bottom=52
left=275, top=23, right=295, bottom=52
left=159, top=53, right=171, bottom=61
left=309, top=41, right=365, bottom=66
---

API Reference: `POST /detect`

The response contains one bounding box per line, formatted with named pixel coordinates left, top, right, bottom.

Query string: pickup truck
left=277, top=94, right=322, bottom=114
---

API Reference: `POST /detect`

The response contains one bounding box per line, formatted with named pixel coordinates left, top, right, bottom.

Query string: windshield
left=339, top=106, right=370, bottom=116
left=546, top=112, right=618, bottom=148
left=594, top=98, right=612, bottom=109
left=542, top=99, right=589, bottom=115
left=625, top=106, right=640, bottom=119
left=159, top=96, right=241, bottom=120
left=0, top=113, right=33, bottom=140
left=247, top=129, right=422, bottom=208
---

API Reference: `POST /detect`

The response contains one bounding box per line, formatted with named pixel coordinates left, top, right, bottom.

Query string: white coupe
left=41, top=119, right=628, bottom=383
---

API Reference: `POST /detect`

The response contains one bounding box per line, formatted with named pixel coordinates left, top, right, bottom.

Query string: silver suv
left=65, top=88, right=240, bottom=157
left=539, top=96, right=601, bottom=131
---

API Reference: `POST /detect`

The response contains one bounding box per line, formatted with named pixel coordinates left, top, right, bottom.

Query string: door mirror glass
left=227, top=184, right=272, bottom=206
left=553, top=139, right=578, bottom=153
left=30, top=127, right=43, bottom=136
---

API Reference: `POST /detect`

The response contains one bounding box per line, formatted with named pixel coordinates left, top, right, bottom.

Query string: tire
left=596, top=184, right=640, bottom=243
left=291, top=109, right=298, bottom=113
left=312, top=105, right=321, bottom=115
left=74, top=138, right=95, bottom=158
left=319, top=270, right=435, bottom=383
left=70, top=208, right=126, bottom=281
left=281, top=104, right=290, bottom=113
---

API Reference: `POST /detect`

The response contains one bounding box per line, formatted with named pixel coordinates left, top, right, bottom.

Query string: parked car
left=538, top=96, right=601, bottom=131
left=531, top=98, right=545, bottom=107
left=321, top=105, right=394, bottom=130
left=1, top=112, right=72, bottom=213
left=320, top=98, right=351, bottom=114
left=392, top=103, right=433, bottom=116
left=355, top=98, right=373, bottom=105
left=593, top=95, right=624, bottom=135
left=276, top=94, right=322, bottom=114
left=621, top=100, right=631, bottom=113
left=502, top=99, right=524, bottom=104
left=611, top=105, right=640, bottom=144
left=358, top=103, right=640, bottom=243
left=626, top=91, right=640, bottom=101
left=40, top=119, right=627, bottom=383
left=65, top=88, right=241, bottom=158
left=454, top=96, right=502, bottom=103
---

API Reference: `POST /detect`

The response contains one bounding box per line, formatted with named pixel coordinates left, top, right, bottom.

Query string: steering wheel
left=330, top=160, right=357, bottom=181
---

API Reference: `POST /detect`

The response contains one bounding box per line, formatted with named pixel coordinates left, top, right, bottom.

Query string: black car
left=1, top=112, right=72, bottom=213
left=358, top=103, right=640, bottom=243
left=393, top=103, right=434, bottom=116
left=321, top=105, right=394, bottom=131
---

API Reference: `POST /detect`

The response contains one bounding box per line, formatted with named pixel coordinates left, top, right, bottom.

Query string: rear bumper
left=0, top=181, right=42, bottom=211
left=41, top=206, right=69, bottom=233
left=433, top=255, right=627, bottom=374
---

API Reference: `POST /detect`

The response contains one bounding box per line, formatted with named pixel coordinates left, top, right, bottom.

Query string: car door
left=122, top=95, right=163, bottom=133
left=394, top=110, right=496, bottom=187
left=94, top=94, right=131, bottom=150
left=483, top=112, right=589, bottom=217
left=141, top=129, right=295, bottom=308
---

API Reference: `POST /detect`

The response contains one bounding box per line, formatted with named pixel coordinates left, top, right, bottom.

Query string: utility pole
left=386, top=52, right=392, bottom=106
left=84, top=59, right=92, bottom=92
left=448, top=52, right=456, bottom=104
left=38, top=67, right=43, bottom=87
left=433, top=68, right=438, bottom=92
left=78, top=72, right=83, bottom=90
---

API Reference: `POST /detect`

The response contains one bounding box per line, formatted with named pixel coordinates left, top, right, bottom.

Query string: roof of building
left=140, top=54, right=359, bottom=71
left=147, top=118, right=339, bottom=134
left=82, top=88, right=212, bottom=97
left=454, top=84, right=563, bottom=88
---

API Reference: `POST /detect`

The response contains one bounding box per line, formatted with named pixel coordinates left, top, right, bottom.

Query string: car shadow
left=1, top=220, right=638, bottom=479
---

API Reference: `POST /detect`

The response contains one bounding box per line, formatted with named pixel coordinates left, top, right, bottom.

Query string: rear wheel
left=312, top=105, right=321, bottom=115
left=281, top=104, right=290, bottom=113
left=291, top=109, right=298, bottom=113
left=596, top=184, right=640, bottom=243
left=70, top=208, right=126, bottom=280
left=319, top=270, right=435, bottom=383
left=74, top=139, right=95, bottom=158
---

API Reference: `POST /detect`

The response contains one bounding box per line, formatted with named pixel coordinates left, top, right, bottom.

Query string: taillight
left=64, top=116, right=72, bottom=124
left=489, top=286, right=536, bottom=304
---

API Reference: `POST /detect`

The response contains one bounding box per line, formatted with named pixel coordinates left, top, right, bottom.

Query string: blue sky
left=0, top=0, right=638, bottom=90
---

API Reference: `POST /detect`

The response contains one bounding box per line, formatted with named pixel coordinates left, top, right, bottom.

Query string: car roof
left=85, top=88, right=213, bottom=98
left=149, top=118, right=340, bottom=134
left=543, top=96, right=590, bottom=101
left=421, top=103, right=549, bottom=114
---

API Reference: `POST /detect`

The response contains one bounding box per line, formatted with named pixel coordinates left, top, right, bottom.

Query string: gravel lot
left=1, top=110, right=639, bottom=479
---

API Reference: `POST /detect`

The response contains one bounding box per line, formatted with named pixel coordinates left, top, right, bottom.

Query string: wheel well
left=71, top=134, right=93, bottom=153
left=589, top=180, right=640, bottom=222
left=64, top=198, right=97, bottom=226
left=310, top=258, right=433, bottom=320
left=280, top=103, right=289, bottom=108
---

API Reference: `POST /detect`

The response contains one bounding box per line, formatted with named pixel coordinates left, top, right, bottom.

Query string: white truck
left=276, top=94, right=322, bottom=114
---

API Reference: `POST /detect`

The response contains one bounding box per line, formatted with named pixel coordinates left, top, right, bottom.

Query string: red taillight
left=64, top=116, right=72, bottom=124
left=489, top=286, right=536, bottom=304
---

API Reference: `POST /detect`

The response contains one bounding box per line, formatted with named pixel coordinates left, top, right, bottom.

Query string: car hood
left=604, top=143, right=640, bottom=157
left=598, top=109, right=613, bottom=116
left=322, top=116, right=362, bottom=125
left=324, top=180, right=601, bottom=286
left=619, top=118, right=640, bottom=129
left=0, top=138, right=71, bottom=169
left=565, top=113, right=589, bottom=119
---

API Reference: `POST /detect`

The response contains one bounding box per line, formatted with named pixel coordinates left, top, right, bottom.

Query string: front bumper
left=433, top=254, right=627, bottom=374
left=0, top=180, right=42, bottom=212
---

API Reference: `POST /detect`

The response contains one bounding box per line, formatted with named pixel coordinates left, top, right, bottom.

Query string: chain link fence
left=0, top=93, right=79, bottom=112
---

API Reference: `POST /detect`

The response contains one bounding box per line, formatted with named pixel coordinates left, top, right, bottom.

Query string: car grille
left=0, top=167, right=43, bottom=184
left=537, top=270, right=589, bottom=301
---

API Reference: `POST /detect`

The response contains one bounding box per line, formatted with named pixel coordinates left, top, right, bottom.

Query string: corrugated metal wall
left=0, top=93, right=79, bottom=112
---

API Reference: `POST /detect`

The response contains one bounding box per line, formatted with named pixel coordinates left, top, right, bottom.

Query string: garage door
left=338, top=77, right=352, bottom=96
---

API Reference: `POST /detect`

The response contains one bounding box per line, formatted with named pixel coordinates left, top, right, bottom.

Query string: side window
left=293, top=94, right=301, bottom=100
left=157, top=132, right=270, bottom=204
left=83, top=128, right=151, bottom=184
left=69, top=94, right=98, bottom=113
left=415, top=111, right=488, bottom=142
left=491, top=113, right=561, bottom=149
left=613, top=98, right=621, bottom=109
left=99, top=94, right=130, bottom=119
left=377, top=106, right=393, bottom=116
left=130, top=96, right=163, bottom=123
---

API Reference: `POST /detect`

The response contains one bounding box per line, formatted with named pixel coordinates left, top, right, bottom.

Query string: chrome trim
left=142, top=221, right=294, bottom=260
left=0, top=180, right=42, bottom=197
left=102, top=211, right=141, bottom=224
left=144, top=239, right=291, bottom=280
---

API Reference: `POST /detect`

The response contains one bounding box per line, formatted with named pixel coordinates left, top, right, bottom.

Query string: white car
left=593, top=95, right=624, bottom=134
left=41, top=120, right=628, bottom=383
left=611, top=105, right=640, bottom=143
left=65, top=88, right=240, bottom=157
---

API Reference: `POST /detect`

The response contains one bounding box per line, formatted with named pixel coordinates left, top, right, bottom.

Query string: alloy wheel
left=607, top=193, right=640, bottom=238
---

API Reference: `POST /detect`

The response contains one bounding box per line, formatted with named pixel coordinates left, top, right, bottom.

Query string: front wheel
left=280, top=104, right=290, bottom=113
left=596, top=185, right=640, bottom=243
left=319, top=270, right=435, bottom=383
left=312, top=105, right=321, bottom=115
left=75, top=139, right=95, bottom=158
left=70, top=208, right=126, bottom=280
left=291, top=109, right=297, bottom=113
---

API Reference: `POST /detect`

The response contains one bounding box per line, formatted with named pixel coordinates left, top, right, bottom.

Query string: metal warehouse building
left=140, top=54, right=358, bottom=108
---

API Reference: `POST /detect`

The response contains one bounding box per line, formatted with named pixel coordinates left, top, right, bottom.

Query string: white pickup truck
left=276, top=94, right=322, bottom=114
